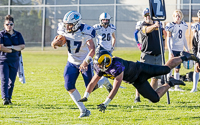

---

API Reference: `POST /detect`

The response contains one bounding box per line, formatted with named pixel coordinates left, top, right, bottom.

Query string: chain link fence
left=0, top=0, right=199, bottom=50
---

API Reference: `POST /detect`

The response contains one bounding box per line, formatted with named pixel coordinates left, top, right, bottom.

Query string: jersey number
left=66, top=40, right=82, bottom=53
left=178, top=30, right=182, bottom=39
left=153, top=0, right=163, bottom=16
left=102, top=33, right=111, bottom=41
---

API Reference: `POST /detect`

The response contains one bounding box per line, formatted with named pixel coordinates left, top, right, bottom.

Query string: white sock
left=174, top=72, right=180, bottom=80
left=84, top=92, right=90, bottom=98
left=192, top=71, right=199, bottom=91
left=174, top=72, right=180, bottom=89
left=167, top=70, right=172, bottom=79
left=69, top=89, right=86, bottom=112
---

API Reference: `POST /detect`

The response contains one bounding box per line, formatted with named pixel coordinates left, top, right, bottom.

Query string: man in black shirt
left=134, top=8, right=166, bottom=102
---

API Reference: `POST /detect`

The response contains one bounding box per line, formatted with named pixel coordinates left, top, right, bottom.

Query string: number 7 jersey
left=57, top=23, right=96, bottom=65
left=165, top=21, right=188, bottom=51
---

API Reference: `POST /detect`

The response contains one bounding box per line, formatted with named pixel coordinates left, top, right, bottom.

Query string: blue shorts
left=172, top=50, right=181, bottom=69
left=63, top=61, right=93, bottom=91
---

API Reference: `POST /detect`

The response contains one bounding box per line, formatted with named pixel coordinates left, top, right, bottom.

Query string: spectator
left=0, top=15, right=25, bottom=105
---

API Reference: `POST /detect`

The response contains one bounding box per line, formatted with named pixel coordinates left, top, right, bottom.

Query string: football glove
left=137, top=43, right=142, bottom=50
left=78, top=97, right=88, bottom=102
left=97, top=103, right=107, bottom=113
left=110, top=47, right=114, bottom=53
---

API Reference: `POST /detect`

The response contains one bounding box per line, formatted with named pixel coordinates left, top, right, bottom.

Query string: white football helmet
left=183, top=60, right=194, bottom=69
left=197, top=10, right=200, bottom=18
left=99, top=13, right=111, bottom=26
left=63, top=11, right=82, bottom=33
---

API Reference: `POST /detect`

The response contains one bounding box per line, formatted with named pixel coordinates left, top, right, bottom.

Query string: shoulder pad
left=181, top=21, right=188, bottom=27
left=165, top=22, right=174, bottom=32
left=136, top=21, right=143, bottom=30
left=57, top=22, right=66, bottom=34
left=81, top=24, right=96, bottom=38
left=93, top=24, right=102, bottom=30
left=109, top=24, right=116, bottom=30
left=191, top=23, right=199, bottom=30
left=58, top=22, right=64, bottom=29
left=137, top=21, right=143, bottom=25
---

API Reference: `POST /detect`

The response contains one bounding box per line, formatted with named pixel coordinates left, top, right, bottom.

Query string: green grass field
left=0, top=47, right=200, bottom=125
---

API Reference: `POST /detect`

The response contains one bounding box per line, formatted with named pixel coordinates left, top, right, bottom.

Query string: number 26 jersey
left=93, top=24, right=116, bottom=51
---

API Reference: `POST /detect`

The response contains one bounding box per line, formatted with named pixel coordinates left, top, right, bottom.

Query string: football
left=51, top=35, right=66, bottom=48
left=183, top=60, right=194, bottom=69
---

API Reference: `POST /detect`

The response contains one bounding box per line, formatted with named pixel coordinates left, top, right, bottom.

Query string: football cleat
left=190, top=89, right=197, bottom=93
left=168, top=77, right=185, bottom=87
left=134, top=97, right=141, bottom=103
left=174, top=87, right=185, bottom=91
left=78, top=97, right=88, bottom=102
left=78, top=109, right=91, bottom=118
left=180, top=51, right=200, bottom=63
left=97, top=103, right=107, bottom=113
left=168, top=88, right=175, bottom=91
left=3, top=98, right=9, bottom=105
left=8, top=99, right=12, bottom=105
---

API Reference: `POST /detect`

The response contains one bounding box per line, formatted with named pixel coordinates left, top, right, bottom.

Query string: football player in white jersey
left=93, top=13, right=116, bottom=52
left=93, top=13, right=116, bottom=92
left=134, top=21, right=143, bottom=50
left=165, top=10, right=189, bottom=91
left=191, top=10, right=200, bottom=92
left=54, top=11, right=96, bottom=118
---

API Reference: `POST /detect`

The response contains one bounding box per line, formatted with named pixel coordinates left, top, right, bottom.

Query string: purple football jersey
left=94, top=57, right=139, bottom=83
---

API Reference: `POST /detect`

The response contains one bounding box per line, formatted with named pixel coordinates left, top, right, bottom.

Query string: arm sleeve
left=134, top=30, right=139, bottom=44
left=167, top=37, right=172, bottom=53
left=183, top=36, right=189, bottom=51
left=192, top=35, right=198, bottom=55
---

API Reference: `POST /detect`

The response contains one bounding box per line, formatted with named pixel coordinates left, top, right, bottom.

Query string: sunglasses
left=5, top=23, right=14, bottom=26
left=144, top=14, right=150, bottom=17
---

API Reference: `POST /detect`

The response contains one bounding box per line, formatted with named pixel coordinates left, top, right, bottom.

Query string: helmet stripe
left=98, top=54, right=112, bottom=67
left=105, top=13, right=107, bottom=18
left=65, top=11, right=74, bottom=20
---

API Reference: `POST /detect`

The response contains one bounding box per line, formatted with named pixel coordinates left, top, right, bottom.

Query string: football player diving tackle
left=78, top=49, right=200, bottom=113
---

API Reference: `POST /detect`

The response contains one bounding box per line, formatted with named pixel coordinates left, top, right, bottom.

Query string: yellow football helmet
left=94, top=50, right=112, bottom=71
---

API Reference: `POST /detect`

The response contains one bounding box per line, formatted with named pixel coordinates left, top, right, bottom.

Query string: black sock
left=180, top=56, right=187, bottom=62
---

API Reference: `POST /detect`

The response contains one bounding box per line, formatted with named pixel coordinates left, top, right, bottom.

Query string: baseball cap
left=143, top=8, right=149, bottom=16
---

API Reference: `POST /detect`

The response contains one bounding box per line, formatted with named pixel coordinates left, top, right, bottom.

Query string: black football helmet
left=94, top=50, right=112, bottom=71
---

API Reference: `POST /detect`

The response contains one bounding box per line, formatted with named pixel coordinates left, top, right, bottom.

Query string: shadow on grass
left=85, top=103, right=200, bottom=112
